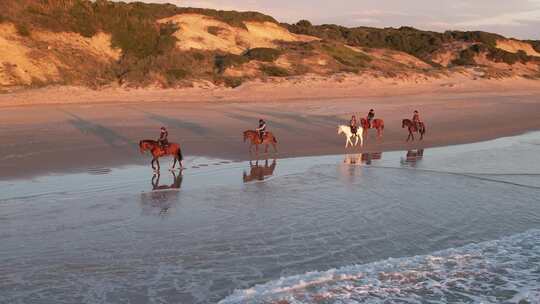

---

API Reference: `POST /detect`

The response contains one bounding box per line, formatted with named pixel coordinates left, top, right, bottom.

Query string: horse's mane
left=140, top=139, right=158, bottom=144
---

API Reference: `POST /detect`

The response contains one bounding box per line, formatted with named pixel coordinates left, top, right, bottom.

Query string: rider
left=412, top=110, right=422, bottom=130
left=366, top=109, right=375, bottom=128
left=350, top=115, right=358, bottom=135
left=256, top=118, right=267, bottom=142
left=157, top=126, right=169, bottom=148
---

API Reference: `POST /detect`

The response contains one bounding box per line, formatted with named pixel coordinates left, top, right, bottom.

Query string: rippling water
left=1, top=133, right=540, bottom=303
left=221, top=230, right=540, bottom=304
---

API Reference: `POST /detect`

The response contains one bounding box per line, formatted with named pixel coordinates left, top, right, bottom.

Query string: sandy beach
left=1, top=76, right=540, bottom=180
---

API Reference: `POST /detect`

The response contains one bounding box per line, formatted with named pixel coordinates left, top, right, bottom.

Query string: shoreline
left=1, top=78, right=540, bottom=180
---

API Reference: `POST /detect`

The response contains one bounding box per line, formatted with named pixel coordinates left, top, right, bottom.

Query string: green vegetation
left=287, top=21, right=504, bottom=63
left=260, top=65, right=289, bottom=77
left=452, top=44, right=533, bottom=66
left=167, top=68, right=189, bottom=80
left=15, top=23, right=31, bottom=36
left=214, top=54, right=249, bottom=74
left=214, top=48, right=282, bottom=74
left=244, top=48, right=282, bottom=62
left=1, top=0, right=538, bottom=88
left=451, top=47, right=478, bottom=66
left=223, top=76, right=244, bottom=88
left=174, top=7, right=276, bottom=29
left=527, top=40, right=540, bottom=53
left=487, top=48, right=530, bottom=65
left=207, top=26, right=224, bottom=36
left=321, top=43, right=371, bottom=68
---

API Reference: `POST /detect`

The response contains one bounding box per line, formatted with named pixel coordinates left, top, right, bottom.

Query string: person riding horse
left=256, top=119, right=267, bottom=142
left=350, top=115, right=358, bottom=135
left=366, top=109, right=375, bottom=128
left=412, top=110, right=422, bottom=130
left=157, top=126, right=169, bottom=149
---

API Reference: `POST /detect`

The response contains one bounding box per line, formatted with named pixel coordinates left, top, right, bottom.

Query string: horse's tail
left=177, top=148, right=183, bottom=161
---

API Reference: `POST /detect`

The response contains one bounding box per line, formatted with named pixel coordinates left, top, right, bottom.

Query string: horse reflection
left=243, top=159, right=277, bottom=183
left=140, top=170, right=183, bottom=216
left=344, top=152, right=383, bottom=165
left=401, top=149, right=424, bottom=167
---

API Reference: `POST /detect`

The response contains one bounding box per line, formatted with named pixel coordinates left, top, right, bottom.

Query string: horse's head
left=360, top=118, right=367, bottom=127
left=402, top=119, right=407, bottom=128
left=337, top=126, right=343, bottom=135
left=243, top=130, right=253, bottom=143
left=139, top=140, right=146, bottom=154
left=139, top=140, right=152, bottom=154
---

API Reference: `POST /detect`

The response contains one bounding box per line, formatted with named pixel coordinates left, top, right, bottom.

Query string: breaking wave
left=220, top=229, right=540, bottom=304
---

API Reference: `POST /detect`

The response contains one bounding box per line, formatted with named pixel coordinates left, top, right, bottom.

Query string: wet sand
left=1, top=79, right=540, bottom=180
left=1, top=132, right=540, bottom=303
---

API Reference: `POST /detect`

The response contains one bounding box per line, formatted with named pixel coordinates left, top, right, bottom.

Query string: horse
left=338, top=125, right=364, bottom=148
left=243, top=159, right=277, bottom=183
left=360, top=118, right=385, bottom=138
left=243, top=130, right=278, bottom=154
left=402, top=119, right=426, bottom=141
left=139, top=139, right=183, bottom=171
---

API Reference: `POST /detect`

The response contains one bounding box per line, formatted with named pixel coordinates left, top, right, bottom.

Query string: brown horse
left=139, top=139, right=183, bottom=171
left=243, top=159, right=277, bottom=183
left=402, top=119, right=426, bottom=141
left=243, top=130, right=278, bottom=154
left=360, top=118, right=385, bottom=138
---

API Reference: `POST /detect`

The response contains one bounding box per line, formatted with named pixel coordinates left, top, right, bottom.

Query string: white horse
left=338, top=125, right=363, bottom=148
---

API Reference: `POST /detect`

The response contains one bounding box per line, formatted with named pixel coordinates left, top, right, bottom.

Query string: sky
left=134, top=0, right=540, bottom=39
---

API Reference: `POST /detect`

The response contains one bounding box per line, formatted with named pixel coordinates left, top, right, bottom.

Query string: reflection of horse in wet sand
left=402, top=119, right=426, bottom=141
left=401, top=149, right=424, bottom=166
left=243, top=130, right=278, bottom=155
left=344, top=152, right=383, bottom=165
left=152, top=171, right=183, bottom=191
left=139, top=139, right=183, bottom=172
left=338, top=125, right=364, bottom=148
left=141, top=171, right=183, bottom=216
left=243, top=159, right=277, bottom=183
left=360, top=118, right=385, bottom=138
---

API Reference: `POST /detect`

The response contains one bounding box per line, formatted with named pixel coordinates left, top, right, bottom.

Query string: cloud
left=457, top=10, right=540, bottom=27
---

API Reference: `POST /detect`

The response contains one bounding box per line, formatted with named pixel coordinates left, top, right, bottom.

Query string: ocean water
left=1, top=133, right=540, bottom=304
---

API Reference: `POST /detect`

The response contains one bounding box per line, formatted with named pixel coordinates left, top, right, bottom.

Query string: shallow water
left=1, top=133, right=540, bottom=304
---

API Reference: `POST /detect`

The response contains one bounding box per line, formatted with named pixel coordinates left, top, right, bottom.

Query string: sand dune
left=496, top=39, right=540, bottom=57
left=158, top=14, right=317, bottom=54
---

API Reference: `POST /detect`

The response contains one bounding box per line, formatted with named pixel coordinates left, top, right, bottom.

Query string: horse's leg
left=359, top=133, right=364, bottom=147
left=172, top=157, right=177, bottom=170
left=156, top=158, right=160, bottom=172
left=355, top=135, right=359, bottom=147
left=345, top=137, right=349, bottom=148
left=151, top=158, right=156, bottom=170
